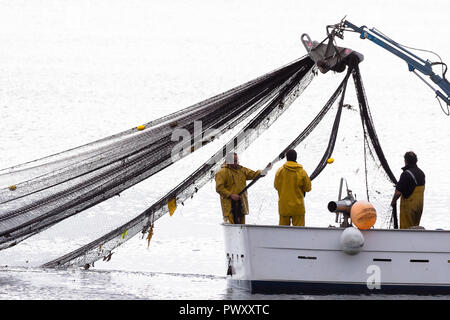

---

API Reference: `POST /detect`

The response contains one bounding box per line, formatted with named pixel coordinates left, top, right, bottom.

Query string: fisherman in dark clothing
left=390, top=151, right=425, bottom=229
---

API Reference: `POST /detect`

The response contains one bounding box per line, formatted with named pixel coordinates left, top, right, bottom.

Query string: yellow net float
left=9, top=185, right=17, bottom=191
left=327, top=157, right=334, bottom=164
left=137, top=125, right=146, bottom=131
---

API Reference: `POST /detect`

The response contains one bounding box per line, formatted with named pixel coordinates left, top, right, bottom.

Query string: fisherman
left=390, top=151, right=425, bottom=229
left=274, top=149, right=311, bottom=226
left=215, top=153, right=267, bottom=224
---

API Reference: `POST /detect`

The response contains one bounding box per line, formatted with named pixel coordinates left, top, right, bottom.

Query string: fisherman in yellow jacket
left=215, top=153, right=266, bottom=224
left=274, top=149, right=311, bottom=226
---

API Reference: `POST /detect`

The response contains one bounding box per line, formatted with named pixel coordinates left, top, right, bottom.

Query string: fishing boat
left=223, top=223, right=450, bottom=295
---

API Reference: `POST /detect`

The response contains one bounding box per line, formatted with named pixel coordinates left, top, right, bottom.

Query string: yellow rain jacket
left=274, top=161, right=311, bottom=217
left=215, top=163, right=261, bottom=218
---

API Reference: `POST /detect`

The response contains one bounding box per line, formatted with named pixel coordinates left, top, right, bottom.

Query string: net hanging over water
left=1, top=52, right=398, bottom=269
left=42, top=58, right=316, bottom=268
left=0, top=56, right=315, bottom=250
left=42, top=56, right=399, bottom=269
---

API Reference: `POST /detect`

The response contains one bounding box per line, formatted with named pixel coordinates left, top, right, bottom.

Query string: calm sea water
left=0, top=0, right=449, bottom=300
left=1, top=267, right=449, bottom=300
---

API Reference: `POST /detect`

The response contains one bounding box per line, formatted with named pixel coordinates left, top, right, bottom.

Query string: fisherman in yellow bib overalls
left=390, top=151, right=425, bottom=229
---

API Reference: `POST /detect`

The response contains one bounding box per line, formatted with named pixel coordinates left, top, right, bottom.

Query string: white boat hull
left=222, top=224, right=450, bottom=294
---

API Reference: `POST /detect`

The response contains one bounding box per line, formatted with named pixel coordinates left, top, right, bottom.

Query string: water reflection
left=1, top=267, right=447, bottom=300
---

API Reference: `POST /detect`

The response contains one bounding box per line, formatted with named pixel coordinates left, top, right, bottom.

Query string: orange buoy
left=350, top=200, right=377, bottom=230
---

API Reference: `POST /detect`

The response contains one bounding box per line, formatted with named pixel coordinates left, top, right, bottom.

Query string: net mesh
left=0, top=57, right=315, bottom=249
left=351, top=64, right=398, bottom=228
left=42, top=59, right=316, bottom=268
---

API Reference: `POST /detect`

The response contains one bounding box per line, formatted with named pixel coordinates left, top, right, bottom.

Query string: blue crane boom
left=302, top=18, right=450, bottom=108
left=342, top=20, right=449, bottom=107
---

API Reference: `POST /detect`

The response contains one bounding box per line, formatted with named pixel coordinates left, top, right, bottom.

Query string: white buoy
left=340, top=227, right=364, bottom=255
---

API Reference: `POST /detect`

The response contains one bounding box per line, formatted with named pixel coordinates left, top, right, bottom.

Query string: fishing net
left=2, top=45, right=399, bottom=269
left=42, top=59, right=316, bottom=268
left=42, top=54, right=401, bottom=269
left=351, top=64, right=398, bottom=228
left=0, top=57, right=315, bottom=250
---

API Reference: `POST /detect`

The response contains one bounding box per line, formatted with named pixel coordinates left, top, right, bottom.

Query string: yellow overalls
left=400, top=185, right=425, bottom=229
